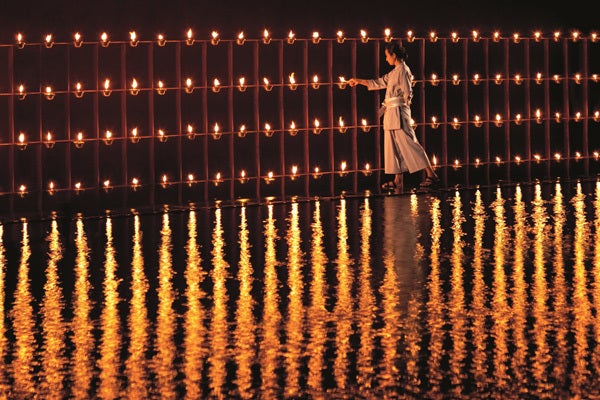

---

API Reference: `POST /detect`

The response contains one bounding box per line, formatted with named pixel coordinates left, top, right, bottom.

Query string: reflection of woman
left=349, top=42, right=439, bottom=192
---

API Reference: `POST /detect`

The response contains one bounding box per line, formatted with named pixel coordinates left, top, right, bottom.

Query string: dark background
left=1, top=0, right=597, bottom=42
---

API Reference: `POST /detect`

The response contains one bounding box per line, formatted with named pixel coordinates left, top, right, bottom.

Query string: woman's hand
left=348, top=78, right=359, bottom=87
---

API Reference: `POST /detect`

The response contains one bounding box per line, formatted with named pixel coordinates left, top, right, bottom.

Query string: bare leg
left=394, top=173, right=403, bottom=193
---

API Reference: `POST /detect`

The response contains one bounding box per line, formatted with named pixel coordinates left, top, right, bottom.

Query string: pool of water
left=1, top=179, right=599, bottom=398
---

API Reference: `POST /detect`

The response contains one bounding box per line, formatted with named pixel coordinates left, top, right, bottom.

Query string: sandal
left=419, top=175, right=440, bottom=189
left=381, top=181, right=397, bottom=190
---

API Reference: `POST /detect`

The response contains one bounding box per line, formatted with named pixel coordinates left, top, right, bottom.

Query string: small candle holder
left=264, top=172, right=275, bottom=184
left=210, top=31, right=220, bottom=45
left=157, top=34, right=166, bottom=46
left=186, top=29, right=194, bottom=46
left=74, top=138, right=85, bottom=149
left=44, top=87, right=55, bottom=100
left=451, top=118, right=461, bottom=130
left=312, top=167, right=321, bottom=179
left=44, top=34, right=54, bottom=48
left=103, top=131, right=113, bottom=146
left=156, top=82, right=166, bottom=95
left=288, top=122, right=298, bottom=136
left=361, top=119, right=370, bottom=132
left=362, top=163, right=372, bottom=176
left=236, top=32, right=245, bottom=45
left=74, top=33, right=83, bottom=47
left=239, top=171, right=248, bottom=184
left=287, top=31, right=295, bottom=44
left=45, top=133, right=55, bottom=149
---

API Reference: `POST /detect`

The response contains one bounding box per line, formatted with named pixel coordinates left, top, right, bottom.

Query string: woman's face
left=385, top=49, right=397, bottom=66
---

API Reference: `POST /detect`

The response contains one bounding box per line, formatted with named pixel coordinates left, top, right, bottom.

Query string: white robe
left=365, top=61, right=432, bottom=174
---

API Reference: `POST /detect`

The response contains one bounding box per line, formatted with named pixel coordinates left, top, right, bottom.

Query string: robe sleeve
left=364, top=72, right=390, bottom=91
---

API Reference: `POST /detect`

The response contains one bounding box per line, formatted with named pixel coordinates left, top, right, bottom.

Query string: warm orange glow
left=451, top=117, right=461, bottom=130
left=312, top=31, right=320, bottom=44
left=360, top=29, right=368, bottom=43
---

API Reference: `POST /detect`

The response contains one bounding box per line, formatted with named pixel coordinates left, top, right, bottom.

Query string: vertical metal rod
left=65, top=45, right=73, bottom=204
left=524, top=39, right=532, bottom=182
left=441, top=39, right=448, bottom=184
left=201, top=42, right=209, bottom=204
left=350, top=39, right=361, bottom=187
left=347, top=40, right=357, bottom=193
left=562, top=38, right=571, bottom=179
left=120, top=43, right=128, bottom=205
left=228, top=41, right=236, bottom=200
left=483, top=39, right=491, bottom=185
left=93, top=44, right=100, bottom=198
left=37, top=45, right=43, bottom=214
left=582, top=38, right=590, bottom=175
left=503, top=39, right=511, bottom=182
left=175, top=42, right=182, bottom=204
left=253, top=41, right=261, bottom=200
left=302, top=40, right=309, bottom=197
left=278, top=40, right=286, bottom=199
left=462, top=39, right=470, bottom=186
left=373, top=41, right=381, bottom=188
left=543, top=39, right=551, bottom=178
left=327, top=40, right=335, bottom=196
left=8, top=46, right=15, bottom=215
left=418, top=39, right=427, bottom=177
left=148, top=42, right=156, bottom=209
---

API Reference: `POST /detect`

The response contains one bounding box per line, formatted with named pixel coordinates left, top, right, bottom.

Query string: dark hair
left=384, top=41, right=408, bottom=61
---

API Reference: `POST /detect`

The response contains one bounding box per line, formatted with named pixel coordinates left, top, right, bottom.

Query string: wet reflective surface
left=1, top=180, right=600, bottom=398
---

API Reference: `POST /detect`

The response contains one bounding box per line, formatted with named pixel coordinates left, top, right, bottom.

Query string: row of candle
left=5, top=108, right=600, bottom=150
left=8, top=29, right=599, bottom=48
left=7, top=69, right=600, bottom=100
left=9, top=150, right=600, bottom=198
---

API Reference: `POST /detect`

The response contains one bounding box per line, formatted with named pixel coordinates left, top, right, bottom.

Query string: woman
left=348, top=42, right=439, bottom=192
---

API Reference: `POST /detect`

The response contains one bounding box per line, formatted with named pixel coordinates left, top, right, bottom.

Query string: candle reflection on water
left=593, top=181, right=600, bottom=379
left=448, top=191, right=467, bottom=395
left=379, top=252, right=401, bottom=392
left=154, top=212, right=177, bottom=398
left=259, top=204, right=282, bottom=397
left=98, top=216, right=122, bottom=399
left=284, top=202, right=304, bottom=396
left=11, top=220, right=36, bottom=397
left=306, top=201, right=328, bottom=393
left=404, top=194, right=422, bottom=393
left=334, top=198, right=354, bottom=391
left=425, top=197, right=444, bottom=397
left=234, top=206, right=257, bottom=399
left=570, top=182, right=593, bottom=395
left=510, top=185, right=529, bottom=389
left=470, top=190, right=489, bottom=389
left=208, top=207, right=230, bottom=398
left=490, top=187, right=510, bottom=389
left=550, top=182, right=568, bottom=389
left=183, top=209, right=206, bottom=399
left=0, top=182, right=599, bottom=397
left=72, top=215, right=94, bottom=399
left=125, top=214, right=150, bottom=398
left=39, top=217, right=67, bottom=398
left=356, top=198, right=375, bottom=392
left=531, top=183, right=551, bottom=395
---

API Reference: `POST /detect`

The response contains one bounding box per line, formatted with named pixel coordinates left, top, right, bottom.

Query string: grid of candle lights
left=2, top=28, right=600, bottom=197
